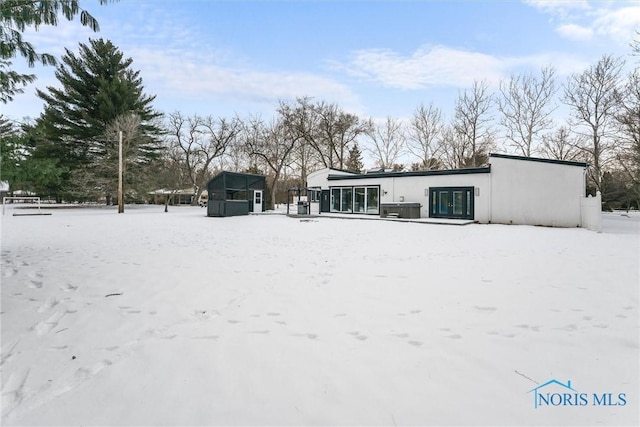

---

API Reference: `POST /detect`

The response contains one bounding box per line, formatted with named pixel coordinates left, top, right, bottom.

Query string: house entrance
left=429, top=187, right=474, bottom=220
left=320, top=190, right=330, bottom=213
left=253, top=190, right=263, bottom=212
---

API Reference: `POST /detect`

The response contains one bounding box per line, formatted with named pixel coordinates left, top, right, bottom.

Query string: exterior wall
left=307, top=168, right=354, bottom=187
left=489, top=156, right=586, bottom=227
left=308, top=157, right=589, bottom=227
left=309, top=170, right=491, bottom=222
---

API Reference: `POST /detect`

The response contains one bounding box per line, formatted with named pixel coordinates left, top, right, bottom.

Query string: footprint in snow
left=474, top=306, right=497, bottom=312
left=60, top=283, right=78, bottom=292
left=348, top=331, right=368, bottom=341
left=392, top=333, right=409, bottom=338
left=28, top=280, right=43, bottom=289
left=49, top=345, right=69, bottom=351
left=293, top=333, right=317, bottom=340
left=51, top=360, right=112, bottom=398
left=1, top=368, right=30, bottom=417
left=37, top=298, right=59, bottom=313
left=33, top=311, right=65, bottom=336
left=2, top=267, right=18, bottom=278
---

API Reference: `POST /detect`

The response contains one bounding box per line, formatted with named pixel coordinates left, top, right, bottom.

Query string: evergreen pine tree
left=34, top=38, right=162, bottom=201
left=1, top=0, right=116, bottom=102
left=345, top=142, right=364, bottom=173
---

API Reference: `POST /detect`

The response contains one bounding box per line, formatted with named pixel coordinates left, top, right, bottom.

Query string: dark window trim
left=489, top=153, right=588, bottom=168
left=429, top=186, right=475, bottom=220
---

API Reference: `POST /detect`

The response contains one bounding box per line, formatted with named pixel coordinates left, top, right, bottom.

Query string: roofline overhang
left=489, top=153, right=589, bottom=168
left=327, top=165, right=491, bottom=180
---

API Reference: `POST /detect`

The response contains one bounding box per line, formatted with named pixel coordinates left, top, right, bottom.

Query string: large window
left=331, top=188, right=341, bottom=211
left=330, top=186, right=379, bottom=214
left=341, top=188, right=353, bottom=212
left=354, top=187, right=366, bottom=213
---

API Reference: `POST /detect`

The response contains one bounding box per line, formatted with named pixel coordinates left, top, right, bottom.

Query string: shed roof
left=489, top=153, right=589, bottom=168
left=327, top=166, right=491, bottom=180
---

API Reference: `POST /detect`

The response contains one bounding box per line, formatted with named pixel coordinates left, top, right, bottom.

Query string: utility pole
left=118, top=130, right=124, bottom=213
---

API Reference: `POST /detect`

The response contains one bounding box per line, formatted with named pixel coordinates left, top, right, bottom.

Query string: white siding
left=489, top=156, right=586, bottom=227
left=307, top=168, right=353, bottom=188
left=313, top=172, right=491, bottom=222
left=306, top=156, right=589, bottom=227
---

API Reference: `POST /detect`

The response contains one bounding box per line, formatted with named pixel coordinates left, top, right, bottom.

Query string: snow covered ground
left=1, top=205, right=638, bottom=426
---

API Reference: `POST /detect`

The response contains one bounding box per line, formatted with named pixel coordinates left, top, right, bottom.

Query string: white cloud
left=334, top=45, right=588, bottom=91
left=592, top=6, right=640, bottom=43
left=526, top=0, right=640, bottom=44
left=127, top=48, right=362, bottom=115
left=335, top=45, right=504, bottom=89
left=524, top=0, right=591, bottom=18
left=556, top=23, right=593, bottom=41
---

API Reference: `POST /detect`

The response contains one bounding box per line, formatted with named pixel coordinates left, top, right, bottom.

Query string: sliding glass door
left=330, top=186, right=379, bottom=214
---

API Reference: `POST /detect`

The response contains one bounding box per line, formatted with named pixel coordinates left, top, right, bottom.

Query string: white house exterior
left=306, top=153, right=600, bottom=229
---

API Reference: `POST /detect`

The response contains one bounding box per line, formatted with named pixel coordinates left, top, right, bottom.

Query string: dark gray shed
left=206, top=171, right=266, bottom=217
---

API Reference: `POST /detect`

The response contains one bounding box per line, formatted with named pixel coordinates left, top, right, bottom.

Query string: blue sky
left=4, top=0, right=640, bottom=124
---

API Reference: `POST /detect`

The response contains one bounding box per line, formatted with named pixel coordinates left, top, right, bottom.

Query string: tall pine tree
left=35, top=38, right=162, bottom=201
left=1, top=0, right=116, bottom=103
left=345, top=142, right=364, bottom=173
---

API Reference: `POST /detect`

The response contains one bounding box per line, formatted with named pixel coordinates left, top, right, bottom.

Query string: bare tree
left=218, top=136, right=251, bottom=172
left=242, top=115, right=299, bottom=209
left=539, top=126, right=583, bottom=161
left=498, top=66, right=557, bottom=156
left=563, top=55, right=624, bottom=194
left=440, top=124, right=469, bottom=169
left=407, top=103, right=444, bottom=169
left=73, top=112, right=146, bottom=204
left=154, top=141, right=191, bottom=212
left=290, top=138, right=322, bottom=185
left=165, top=111, right=241, bottom=204
left=452, top=80, right=495, bottom=167
left=615, top=70, right=640, bottom=205
left=279, top=97, right=370, bottom=169
left=365, top=117, right=406, bottom=170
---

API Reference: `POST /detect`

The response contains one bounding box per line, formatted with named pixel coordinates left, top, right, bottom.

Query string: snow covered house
left=306, top=153, right=601, bottom=229
left=206, top=171, right=266, bottom=217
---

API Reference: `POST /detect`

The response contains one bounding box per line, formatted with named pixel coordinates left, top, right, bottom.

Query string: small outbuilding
left=206, top=171, right=266, bottom=217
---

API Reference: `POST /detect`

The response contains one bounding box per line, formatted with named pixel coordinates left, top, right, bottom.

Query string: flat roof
left=489, top=153, right=589, bottom=168
left=327, top=166, right=491, bottom=180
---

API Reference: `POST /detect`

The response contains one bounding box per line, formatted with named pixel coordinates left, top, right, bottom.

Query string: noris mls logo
left=528, top=379, right=627, bottom=409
